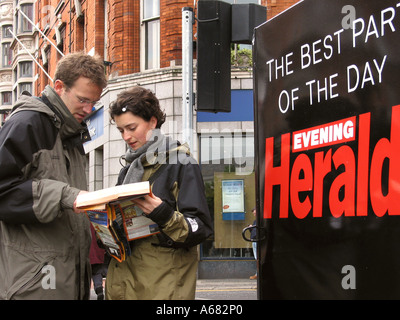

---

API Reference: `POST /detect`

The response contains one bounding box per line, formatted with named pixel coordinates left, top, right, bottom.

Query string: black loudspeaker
left=197, top=0, right=231, bottom=113
left=231, top=3, right=267, bottom=44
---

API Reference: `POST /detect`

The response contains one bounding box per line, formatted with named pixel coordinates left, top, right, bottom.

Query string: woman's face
left=114, top=112, right=157, bottom=150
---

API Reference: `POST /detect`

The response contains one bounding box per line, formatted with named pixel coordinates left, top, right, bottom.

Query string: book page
left=86, top=210, right=124, bottom=261
left=76, top=181, right=150, bottom=208
left=115, top=200, right=159, bottom=241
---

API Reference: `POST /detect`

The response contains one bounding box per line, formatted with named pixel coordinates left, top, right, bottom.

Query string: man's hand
left=73, top=190, right=88, bottom=213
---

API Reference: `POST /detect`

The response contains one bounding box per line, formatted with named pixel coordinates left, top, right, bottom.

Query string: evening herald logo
left=264, top=105, right=400, bottom=219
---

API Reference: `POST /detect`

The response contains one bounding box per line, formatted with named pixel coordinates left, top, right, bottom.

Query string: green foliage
left=231, top=46, right=253, bottom=67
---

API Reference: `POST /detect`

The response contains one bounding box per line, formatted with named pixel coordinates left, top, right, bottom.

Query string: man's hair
left=54, top=52, right=108, bottom=89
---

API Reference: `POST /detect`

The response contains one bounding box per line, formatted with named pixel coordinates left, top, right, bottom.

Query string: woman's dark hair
left=109, top=86, right=166, bottom=128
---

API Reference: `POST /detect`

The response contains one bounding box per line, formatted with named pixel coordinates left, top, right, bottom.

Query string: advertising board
left=253, top=0, right=400, bottom=299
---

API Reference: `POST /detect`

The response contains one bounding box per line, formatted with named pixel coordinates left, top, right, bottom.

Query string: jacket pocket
left=7, top=259, right=55, bottom=300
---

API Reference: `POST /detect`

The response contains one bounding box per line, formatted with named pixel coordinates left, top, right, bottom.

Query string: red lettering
left=370, top=137, right=390, bottom=217
left=292, top=116, right=356, bottom=152
left=263, top=105, right=400, bottom=219
left=290, top=154, right=313, bottom=219
left=389, top=106, right=400, bottom=215
left=370, top=105, right=400, bottom=216
left=313, top=150, right=332, bottom=217
left=356, top=113, right=370, bottom=216
left=329, top=146, right=355, bottom=217
left=264, top=134, right=290, bottom=219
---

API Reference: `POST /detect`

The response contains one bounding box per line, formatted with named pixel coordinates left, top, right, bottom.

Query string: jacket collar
left=9, top=86, right=91, bottom=154
left=41, top=85, right=89, bottom=142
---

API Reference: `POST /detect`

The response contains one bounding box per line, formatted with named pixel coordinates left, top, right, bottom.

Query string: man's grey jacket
left=0, top=86, right=92, bottom=300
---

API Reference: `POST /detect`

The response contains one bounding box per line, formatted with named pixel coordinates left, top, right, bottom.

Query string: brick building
left=34, top=0, right=299, bottom=88
left=1, top=0, right=299, bottom=122
left=0, top=0, right=300, bottom=278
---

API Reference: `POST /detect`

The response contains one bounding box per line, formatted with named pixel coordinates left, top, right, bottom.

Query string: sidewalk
left=195, top=278, right=257, bottom=300
left=90, top=278, right=257, bottom=300
left=195, top=278, right=257, bottom=291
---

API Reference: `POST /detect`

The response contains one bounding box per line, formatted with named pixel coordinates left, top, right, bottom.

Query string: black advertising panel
left=253, top=0, right=400, bottom=299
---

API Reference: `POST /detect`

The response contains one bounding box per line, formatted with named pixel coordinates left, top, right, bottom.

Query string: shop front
left=197, top=88, right=256, bottom=279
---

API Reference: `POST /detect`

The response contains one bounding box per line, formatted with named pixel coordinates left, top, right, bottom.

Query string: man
left=0, top=52, right=107, bottom=299
left=249, top=207, right=257, bottom=280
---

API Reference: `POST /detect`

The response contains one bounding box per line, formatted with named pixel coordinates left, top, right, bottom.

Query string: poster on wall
left=253, top=0, right=400, bottom=299
left=222, top=179, right=245, bottom=220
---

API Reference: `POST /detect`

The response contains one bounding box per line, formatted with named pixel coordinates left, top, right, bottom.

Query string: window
left=19, top=61, right=33, bottom=78
left=1, top=92, right=12, bottom=105
left=199, top=132, right=256, bottom=259
left=141, top=0, right=160, bottom=70
left=76, top=13, right=85, bottom=52
left=56, top=25, right=66, bottom=53
left=2, top=43, right=12, bottom=67
left=19, top=4, right=33, bottom=33
left=94, top=147, right=104, bottom=191
left=19, top=83, right=32, bottom=95
left=2, top=25, right=13, bottom=39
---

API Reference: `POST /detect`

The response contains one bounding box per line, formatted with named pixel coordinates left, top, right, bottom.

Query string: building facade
left=0, top=0, right=36, bottom=124
left=0, top=0, right=299, bottom=278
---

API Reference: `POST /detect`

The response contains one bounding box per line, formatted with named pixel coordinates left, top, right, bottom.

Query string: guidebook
left=76, top=181, right=160, bottom=262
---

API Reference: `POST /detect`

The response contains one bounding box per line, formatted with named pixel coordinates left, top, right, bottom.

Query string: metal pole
left=8, top=28, right=54, bottom=83
left=182, top=7, right=194, bottom=151
left=16, top=6, right=64, bottom=57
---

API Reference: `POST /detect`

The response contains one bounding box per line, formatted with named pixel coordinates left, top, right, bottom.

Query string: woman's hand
left=133, top=194, right=163, bottom=215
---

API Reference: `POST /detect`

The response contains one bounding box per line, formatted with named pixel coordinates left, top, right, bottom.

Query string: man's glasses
left=74, top=93, right=100, bottom=107
left=64, top=83, right=102, bottom=108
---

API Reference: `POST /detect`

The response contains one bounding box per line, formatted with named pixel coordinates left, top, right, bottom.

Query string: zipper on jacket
left=8, top=262, right=50, bottom=299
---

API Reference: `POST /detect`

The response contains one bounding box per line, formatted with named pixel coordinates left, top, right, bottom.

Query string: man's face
left=55, top=77, right=103, bottom=123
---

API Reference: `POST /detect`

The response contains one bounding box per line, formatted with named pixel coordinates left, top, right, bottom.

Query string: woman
left=105, top=86, right=213, bottom=300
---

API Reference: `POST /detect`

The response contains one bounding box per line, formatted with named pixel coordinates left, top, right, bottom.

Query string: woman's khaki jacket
left=105, top=143, right=213, bottom=300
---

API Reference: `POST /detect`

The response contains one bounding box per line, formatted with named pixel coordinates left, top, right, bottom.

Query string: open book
left=76, top=182, right=160, bottom=262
